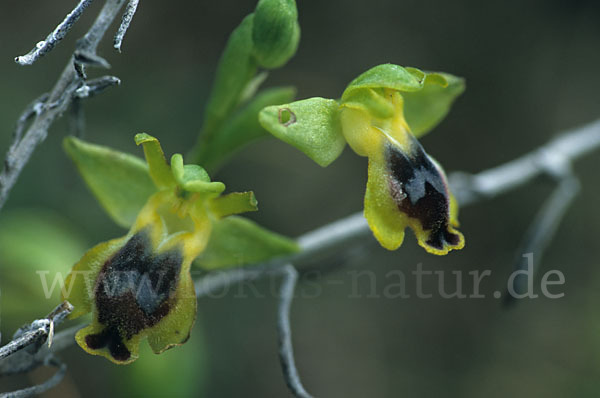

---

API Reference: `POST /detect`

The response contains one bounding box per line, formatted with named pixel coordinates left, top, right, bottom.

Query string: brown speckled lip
left=85, top=229, right=183, bottom=361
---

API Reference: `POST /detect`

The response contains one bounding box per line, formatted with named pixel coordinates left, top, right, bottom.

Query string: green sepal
left=170, top=154, right=225, bottom=194
left=210, top=192, right=258, bottom=218
left=252, top=0, right=300, bottom=68
left=135, top=133, right=175, bottom=189
left=259, top=97, right=345, bottom=167
left=341, top=64, right=426, bottom=101
left=64, top=136, right=157, bottom=228
left=197, top=86, right=296, bottom=171
left=340, top=88, right=395, bottom=119
left=403, top=72, right=465, bottom=137
left=201, top=14, right=257, bottom=138
left=340, top=64, right=464, bottom=138
left=195, top=216, right=299, bottom=269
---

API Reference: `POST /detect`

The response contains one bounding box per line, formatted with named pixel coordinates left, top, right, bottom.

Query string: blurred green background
left=1, top=0, right=600, bottom=396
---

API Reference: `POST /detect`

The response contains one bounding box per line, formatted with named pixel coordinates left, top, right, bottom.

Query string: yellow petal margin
left=364, top=155, right=408, bottom=250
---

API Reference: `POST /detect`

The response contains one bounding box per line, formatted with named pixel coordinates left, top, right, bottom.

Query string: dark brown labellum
left=85, top=229, right=182, bottom=361
left=386, top=137, right=461, bottom=250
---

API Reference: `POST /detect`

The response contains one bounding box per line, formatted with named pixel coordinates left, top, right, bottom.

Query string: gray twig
left=114, top=0, right=140, bottom=52
left=0, top=325, right=80, bottom=378
left=449, top=118, right=600, bottom=206
left=70, top=75, right=120, bottom=137
left=195, top=266, right=269, bottom=298
left=277, top=265, right=313, bottom=398
left=0, top=357, right=67, bottom=398
left=12, top=94, right=49, bottom=146
left=0, top=328, right=48, bottom=362
left=74, top=50, right=111, bottom=69
left=74, top=75, right=121, bottom=99
left=0, top=302, right=73, bottom=362
left=505, top=174, right=580, bottom=304
left=0, top=0, right=127, bottom=212
left=15, top=0, right=95, bottom=66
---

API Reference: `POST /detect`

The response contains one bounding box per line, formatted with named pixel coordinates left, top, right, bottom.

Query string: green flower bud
left=252, top=0, right=300, bottom=68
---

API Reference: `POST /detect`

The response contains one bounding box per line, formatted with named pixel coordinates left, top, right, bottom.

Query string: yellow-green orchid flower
left=259, top=64, right=465, bottom=255
left=62, top=134, right=260, bottom=364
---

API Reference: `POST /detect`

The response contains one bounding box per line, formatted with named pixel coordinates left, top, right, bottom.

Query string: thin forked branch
left=0, top=0, right=130, bottom=212
left=277, top=265, right=313, bottom=398
left=0, top=357, right=67, bottom=398
left=15, top=0, right=94, bottom=66
left=505, top=173, right=581, bottom=304
left=0, top=302, right=73, bottom=361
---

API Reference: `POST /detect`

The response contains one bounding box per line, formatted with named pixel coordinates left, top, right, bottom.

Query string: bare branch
left=504, top=174, right=580, bottom=304
left=38, top=326, right=81, bottom=357
left=114, top=0, right=140, bottom=52
left=0, top=357, right=67, bottom=398
left=0, top=0, right=127, bottom=212
left=12, top=94, right=49, bottom=146
left=277, top=265, right=313, bottom=398
left=195, top=266, right=269, bottom=298
left=0, top=302, right=73, bottom=362
left=70, top=74, right=120, bottom=137
left=75, top=75, right=121, bottom=99
left=74, top=50, right=111, bottom=69
left=0, top=327, right=48, bottom=362
left=15, top=0, right=95, bottom=66
left=449, top=118, right=600, bottom=206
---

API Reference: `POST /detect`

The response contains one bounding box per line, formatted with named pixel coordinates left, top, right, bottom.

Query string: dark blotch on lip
left=85, top=326, right=131, bottom=362
left=85, top=229, right=183, bottom=361
left=386, top=138, right=461, bottom=250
